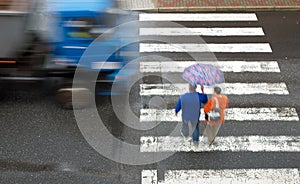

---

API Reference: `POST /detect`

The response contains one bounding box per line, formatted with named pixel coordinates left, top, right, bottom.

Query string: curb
left=135, top=6, right=300, bottom=13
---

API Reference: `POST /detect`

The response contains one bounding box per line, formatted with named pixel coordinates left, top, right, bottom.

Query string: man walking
left=204, top=86, right=228, bottom=125
left=175, top=84, right=208, bottom=144
left=204, top=86, right=228, bottom=145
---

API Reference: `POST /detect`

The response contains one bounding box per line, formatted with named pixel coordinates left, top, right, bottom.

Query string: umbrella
left=182, top=63, right=224, bottom=86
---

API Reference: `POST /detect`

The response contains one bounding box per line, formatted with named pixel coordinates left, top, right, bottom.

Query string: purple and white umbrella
left=182, top=63, right=224, bottom=86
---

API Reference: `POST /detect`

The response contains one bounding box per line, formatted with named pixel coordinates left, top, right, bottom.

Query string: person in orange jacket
left=204, top=86, right=228, bottom=125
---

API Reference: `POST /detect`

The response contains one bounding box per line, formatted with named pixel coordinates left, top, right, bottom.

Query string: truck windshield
left=65, top=17, right=110, bottom=39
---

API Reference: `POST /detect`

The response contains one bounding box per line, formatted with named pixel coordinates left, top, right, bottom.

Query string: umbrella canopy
left=182, top=63, right=224, bottom=86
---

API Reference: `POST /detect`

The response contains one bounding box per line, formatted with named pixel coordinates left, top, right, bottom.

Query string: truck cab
left=47, top=0, right=139, bottom=107
left=0, top=0, right=139, bottom=108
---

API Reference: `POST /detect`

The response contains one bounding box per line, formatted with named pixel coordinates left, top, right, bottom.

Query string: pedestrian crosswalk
left=140, top=61, right=281, bottom=73
left=140, top=83, right=289, bottom=95
left=140, top=43, right=273, bottom=53
left=140, top=108, right=299, bottom=122
left=140, top=135, right=300, bottom=152
left=140, top=27, right=265, bottom=36
left=139, top=13, right=258, bottom=21
left=137, top=12, right=299, bottom=184
left=141, top=169, right=300, bottom=184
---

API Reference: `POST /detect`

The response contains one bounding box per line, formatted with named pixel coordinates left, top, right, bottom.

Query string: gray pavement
left=0, top=11, right=300, bottom=184
left=118, top=0, right=155, bottom=10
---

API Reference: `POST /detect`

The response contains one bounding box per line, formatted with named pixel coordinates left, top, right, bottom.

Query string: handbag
left=208, top=97, right=221, bottom=122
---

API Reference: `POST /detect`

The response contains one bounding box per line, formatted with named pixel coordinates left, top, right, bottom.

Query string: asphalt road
left=0, top=11, right=300, bottom=184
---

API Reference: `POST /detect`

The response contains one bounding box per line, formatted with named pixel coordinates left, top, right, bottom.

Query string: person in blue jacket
left=175, top=84, right=208, bottom=144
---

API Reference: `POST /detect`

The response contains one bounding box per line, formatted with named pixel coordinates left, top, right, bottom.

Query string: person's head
left=214, top=86, right=221, bottom=95
left=189, top=83, right=197, bottom=92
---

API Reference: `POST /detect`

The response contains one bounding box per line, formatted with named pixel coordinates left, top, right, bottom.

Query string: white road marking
left=140, top=83, right=289, bottom=96
left=140, top=43, right=272, bottom=53
left=140, top=27, right=265, bottom=36
left=141, top=170, right=158, bottom=184
left=140, top=61, right=280, bottom=73
left=141, top=169, right=300, bottom=184
left=140, top=108, right=299, bottom=122
left=139, top=13, right=258, bottom=21
left=140, top=136, right=300, bottom=152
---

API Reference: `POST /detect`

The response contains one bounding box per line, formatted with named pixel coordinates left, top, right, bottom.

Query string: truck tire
left=56, top=87, right=93, bottom=109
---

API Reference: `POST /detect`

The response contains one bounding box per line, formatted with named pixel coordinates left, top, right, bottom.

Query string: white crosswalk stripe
left=140, top=136, right=300, bottom=152
left=140, top=61, right=281, bottom=73
left=140, top=27, right=265, bottom=36
left=141, top=169, right=300, bottom=184
left=138, top=12, right=299, bottom=184
left=139, top=13, right=258, bottom=21
left=140, top=43, right=273, bottom=53
left=140, top=108, right=299, bottom=122
left=140, top=83, right=289, bottom=95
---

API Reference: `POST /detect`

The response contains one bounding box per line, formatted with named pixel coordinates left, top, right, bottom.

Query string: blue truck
left=0, top=0, right=139, bottom=108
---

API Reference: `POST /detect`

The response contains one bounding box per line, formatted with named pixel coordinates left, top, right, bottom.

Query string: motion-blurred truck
left=0, top=0, right=139, bottom=108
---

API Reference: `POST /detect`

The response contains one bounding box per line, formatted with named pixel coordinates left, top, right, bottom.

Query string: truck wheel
left=56, top=87, right=93, bottom=109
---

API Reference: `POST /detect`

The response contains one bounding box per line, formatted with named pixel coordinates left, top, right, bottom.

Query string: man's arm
left=204, top=98, right=213, bottom=114
left=175, top=97, right=181, bottom=116
left=198, top=93, right=208, bottom=104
